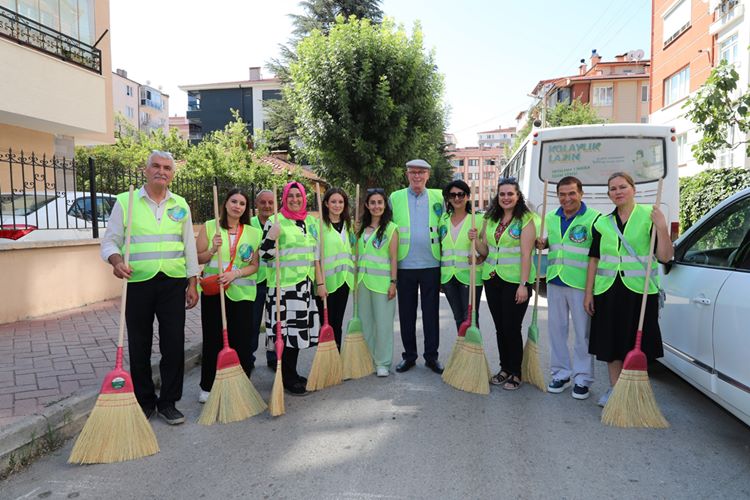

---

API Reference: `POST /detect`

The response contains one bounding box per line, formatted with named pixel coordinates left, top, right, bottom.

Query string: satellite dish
left=633, top=49, right=644, bottom=61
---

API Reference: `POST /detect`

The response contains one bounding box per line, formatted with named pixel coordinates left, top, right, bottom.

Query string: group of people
left=100, top=150, right=672, bottom=425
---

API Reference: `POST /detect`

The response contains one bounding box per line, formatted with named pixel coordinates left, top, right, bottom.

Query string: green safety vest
left=390, top=188, right=443, bottom=261
left=320, top=221, right=355, bottom=293
left=357, top=222, right=398, bottom=294
left=117, top=190, right=188, bottom=283
left=250, top=216, right=269, bottom=285
left=439, top=213, right=477, bottom=285
left=203, top=219, right=261, bottom=302
left=265, top=214, right=317, bottom=288
left=593, top=204, right=659, bottom=295
left=481, top=212, right=539, bottom=284
left=545, top=207, right=600, bottom=290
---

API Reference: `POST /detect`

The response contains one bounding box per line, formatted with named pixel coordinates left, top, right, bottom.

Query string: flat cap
left=405, top=159, right=432, bottom=169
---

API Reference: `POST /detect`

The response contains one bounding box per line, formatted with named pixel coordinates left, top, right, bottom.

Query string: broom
left=306, top=183, right=344, bottom=391
left=602, top=179, right=668, bottom=428
left=268, top=186, right=285, bottom=416
left=521, top=180, right=548, bottom=392
left=341, top=184, right=375, bottom=380
left=198, top=185, right=267, bottom=425
left=442, top=183, right=490, bottom=394
left=69, top=185, right=159, bottom=464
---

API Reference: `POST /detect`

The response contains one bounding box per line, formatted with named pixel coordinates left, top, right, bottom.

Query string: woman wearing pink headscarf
left=260, top=181, right=323, bottom=395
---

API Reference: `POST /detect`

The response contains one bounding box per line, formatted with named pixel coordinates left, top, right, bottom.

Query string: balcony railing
left=140, top=98, right=164, bottom=110
left=0, top=6, right=102, bottom=74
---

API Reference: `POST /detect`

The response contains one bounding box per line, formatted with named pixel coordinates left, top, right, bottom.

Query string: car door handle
left=691, top=296, right=712, bottom=305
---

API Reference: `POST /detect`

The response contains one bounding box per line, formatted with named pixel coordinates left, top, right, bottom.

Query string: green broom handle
left=636, top=178, right=664, bottom=333
left=117, top=185, right=135, bottom=351
left=352, top=184, right=360, bottom=317
left=532, top=180, right=549, bottom=313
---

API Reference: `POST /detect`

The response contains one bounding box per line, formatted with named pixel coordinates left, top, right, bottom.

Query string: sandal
left=503, top=375, right=522, bottom=391
left=490, top=371, right=510, bottom=386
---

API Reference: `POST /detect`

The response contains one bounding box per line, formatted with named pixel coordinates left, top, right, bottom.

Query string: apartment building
left=0, top=0, right=113, bottom=158
left=112, top=69, right=169, bottom=135
left=531, top=49, right=651, bottom=124
left=178, top=67, right=281, bottom=143
left=651, top=0, right=748, bottom=176
left=477, top=127, right=516, bottom=149
left=448, top=147, right=504, bottom=209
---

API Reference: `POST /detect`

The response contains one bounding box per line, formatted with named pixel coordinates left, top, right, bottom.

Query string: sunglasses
left=447, top=192, right=467, bottom=199
left=367, top=187, right=385, bottom=195
left=498, top=177, right=517, bottom=186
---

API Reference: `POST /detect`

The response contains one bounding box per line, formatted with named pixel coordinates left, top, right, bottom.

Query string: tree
left=679, top=167, right=750, bottom=232
left=684, top=60, right=750, bottom=165
left=546, top=98, right=604, bottom=128
left=286, top=16, right=450, bottom=192
left=266, top=0, right=384, bottom=152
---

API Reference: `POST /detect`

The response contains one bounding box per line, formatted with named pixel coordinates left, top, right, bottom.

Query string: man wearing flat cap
left=389, top=159, right=445, bottom=374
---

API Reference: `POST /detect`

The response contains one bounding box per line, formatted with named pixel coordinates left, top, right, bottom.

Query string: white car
left=0, top=192, right=116, bottom=242
left=660, top=187, right=750, bottom=426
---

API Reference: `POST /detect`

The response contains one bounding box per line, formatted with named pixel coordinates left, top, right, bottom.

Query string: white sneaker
left=376, top=367, right=389, bottom=377
left=597, top=388, right=612, bottom=407
left=198, top=390, right=210, bottom=404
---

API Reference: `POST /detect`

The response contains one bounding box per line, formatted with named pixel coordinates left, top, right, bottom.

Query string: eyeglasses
left=498, top=176, right=517, bottom=186
left=407, top=170, right=428, bottom=176
left=367, top=187, right=385, bottom=195
left=447, top=192, right=467, bottom=199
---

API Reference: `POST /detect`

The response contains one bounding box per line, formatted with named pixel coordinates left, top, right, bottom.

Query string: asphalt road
left=2, top=295, right=749, bottom=500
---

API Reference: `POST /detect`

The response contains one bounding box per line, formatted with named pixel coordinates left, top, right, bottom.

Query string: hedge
left=679, top=168, right=750, bottom=232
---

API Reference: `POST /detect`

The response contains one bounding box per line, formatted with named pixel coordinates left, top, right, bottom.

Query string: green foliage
left=510, top=107, right=537, bottom=155
left=546, top=98, right=604, bottom=128
left=684, top=60, right=750, bottom=165
left=679, top=167, right=750, bottom=231
left=287, top=16, right=450, bottom=193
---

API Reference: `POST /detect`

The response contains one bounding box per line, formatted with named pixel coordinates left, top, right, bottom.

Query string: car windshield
left=0, top=194, right=56, bottom=217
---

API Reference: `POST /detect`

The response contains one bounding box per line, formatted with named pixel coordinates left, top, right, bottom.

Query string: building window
left=662, top=0, right=691, bottom=46
left=468, top=159, right=479, bottom=167
left=468, top=173, right=479, bottom=180
left=126, top=85, right=133, bottom=96
left=676, top=133, right=688, bottom=166
left=716, top=126, right=737, bottom=168
left=483, top=171, right=495, bottom=179
left=262, top=89, right=281, bottom=101
left=457, top=159, right=464, bottom=167
left=125, top=106, right=134, bottom=119
left=641, top=84, right=648, bottom=102
left=593, top=86, right=613, bottom=106
left=187, top=91, right=201, bottom=111
left=484, top=159, right=495, bottom=166
left=719, top=33, right=738, bottom=66
left=664, top=66, right=690, bottom=106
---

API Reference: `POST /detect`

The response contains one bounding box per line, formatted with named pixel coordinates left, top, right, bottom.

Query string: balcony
left=0, top=6, right=101, bottom=74
left=140, top=98, right=164, bottom=110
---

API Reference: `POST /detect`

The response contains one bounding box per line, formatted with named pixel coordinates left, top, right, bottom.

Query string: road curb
left=0, top=343, right=203, bottom=472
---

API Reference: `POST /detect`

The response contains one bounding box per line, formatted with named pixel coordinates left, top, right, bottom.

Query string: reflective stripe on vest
left=357, top=222, right=398, bottom=294
left=250, top=216, right=269, bottom=284
left=439, top=213, right=477, bottom=285
left=265, top=214, right=317, bottom=288
left=544, top=207, right=600, bottom=289
left=320, top=223, right=354, bottom=293
left=390, top=189, right=443, bottom=261
left=117, top=190, right=188, bottom=283
left=481, top=212, right=538, bottom=284
left=593, top=204, right=659, bottom=295
left=203, top=220, right=261, bottom=302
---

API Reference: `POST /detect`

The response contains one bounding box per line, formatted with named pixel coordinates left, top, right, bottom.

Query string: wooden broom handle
left=353, top=184, right=360, bottom=304
left=212, top=185, right=228, bottom=331
left=636, top=178, right=664, bottom=331
left=532, top=180, right=549, bottom=311
left=117, top=185, right=135, bottom=349
left=470, top=182, right=476, bottom=310
left=273, top=187, right=282, bottom=328
left=315, top=183, right=328, bottom=310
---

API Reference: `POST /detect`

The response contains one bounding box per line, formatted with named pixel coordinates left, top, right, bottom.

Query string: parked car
left=660, top=187, right=750, bottom=426
left=0, top=192, right=116, bottom=242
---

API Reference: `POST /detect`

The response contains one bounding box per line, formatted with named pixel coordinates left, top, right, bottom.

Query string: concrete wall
left=0, top=240, right=120, bottom=324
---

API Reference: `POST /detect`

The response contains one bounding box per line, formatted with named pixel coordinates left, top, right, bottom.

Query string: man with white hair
left=101, top=150, right=199, bottom=425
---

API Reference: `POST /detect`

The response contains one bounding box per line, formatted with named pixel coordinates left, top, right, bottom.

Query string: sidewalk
left=0, top=299, right=203, bottom=465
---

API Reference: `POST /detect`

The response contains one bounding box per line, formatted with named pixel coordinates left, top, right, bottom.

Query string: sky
left=109, top=0, right=652, bottom=147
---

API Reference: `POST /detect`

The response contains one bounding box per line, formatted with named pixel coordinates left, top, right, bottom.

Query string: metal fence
left=0, top=149, right=257, bottom=238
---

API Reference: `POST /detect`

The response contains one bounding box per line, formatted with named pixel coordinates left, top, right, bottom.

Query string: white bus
left=502, top=124, right=680, bottom=241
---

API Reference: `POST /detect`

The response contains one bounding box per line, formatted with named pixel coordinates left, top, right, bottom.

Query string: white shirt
left=100, top=186, right=200, bottom=278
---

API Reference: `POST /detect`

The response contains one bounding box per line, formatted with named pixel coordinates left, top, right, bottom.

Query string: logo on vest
left=568, top=225, right=588, bottom=244
left=508, top=221, right=522, bottom=240
left=439, top=225, right=448, bottom=241
left=372, top=234, right=386, bottom=250
left=433, top=203, right=443, bottom=217
left=309, top=225, right=318, bottom=240
left=239, top=243, right=253, bottom=263
left=167, top=206, right=186, bottom=222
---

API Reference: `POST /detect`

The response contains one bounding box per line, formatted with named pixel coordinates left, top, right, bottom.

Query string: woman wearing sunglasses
left=439, top=180, right=483, bottom=330
left=357, top=188, right=399, bottom=376
left=472, top=177, right=538, bottom=391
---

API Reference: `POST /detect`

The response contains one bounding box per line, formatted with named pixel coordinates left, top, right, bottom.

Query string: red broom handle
left=532, top=180, right=549, bottom=312
left=115, top=185, right=135, bottom=369
left=212, top=185, right=229, bottom=348
left=636, top=178, right=664, bottom=335
left=315, top=182, right=329, bottom=313
left=273, top=186, right=283, bottom=359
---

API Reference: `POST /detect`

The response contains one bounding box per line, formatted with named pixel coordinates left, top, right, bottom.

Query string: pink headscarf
left=281, top=182, right=308, bottom=221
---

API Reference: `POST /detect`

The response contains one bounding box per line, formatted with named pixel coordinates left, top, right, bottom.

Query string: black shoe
left=141, top=405, right=155, bottom=420
left=425, top=360, right=444, bottom=374
left=395, top=359, right=416, bottom=373
left=284, top=382, right=309, bottom=396
left=297, top=375, right=308, bottom=385
left=158, top=405, right=185, bottom=425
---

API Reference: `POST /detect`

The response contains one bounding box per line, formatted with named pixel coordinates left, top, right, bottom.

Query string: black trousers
left=483, top=275, right=531, bottom=377
left=200, top=293, right=254, bottom=391
left=125, top=275, right=186, bottom=411
left=442, top=277, right=483, bottom=331
left=252, top=282, right=275, bottom=366
left=281, top=346, right=301, bottom=387
left=314, top=283, right=350, bottom=350
left=397, top=267, right=441, bottom=363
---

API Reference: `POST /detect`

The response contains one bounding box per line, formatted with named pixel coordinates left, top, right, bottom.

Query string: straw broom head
left=522, top=309, right=547, bottom=392
left=268, top=185, right=286, bottom=416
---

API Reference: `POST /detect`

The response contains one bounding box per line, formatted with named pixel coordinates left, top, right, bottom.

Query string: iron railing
left=0, top=5, right=102, bottom=74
